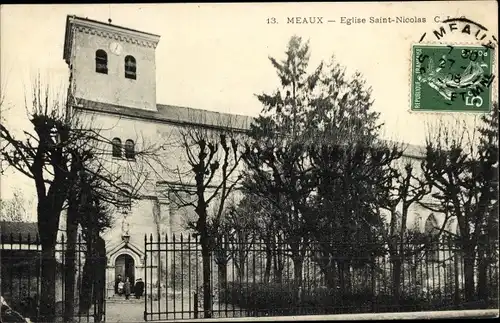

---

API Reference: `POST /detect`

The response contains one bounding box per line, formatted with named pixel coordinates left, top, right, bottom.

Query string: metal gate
left=144, top=234, right=202, bottom=321
left=0, top=233, right=106, bottom=322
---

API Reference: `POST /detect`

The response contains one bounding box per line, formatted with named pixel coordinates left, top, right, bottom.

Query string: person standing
left=114, top=274, right=122, bottom=296
left=134, top=278, right=145, bottom=299
left=124, top=277, right=131, bottom=300
left=118, top=280, right=124, bottom=296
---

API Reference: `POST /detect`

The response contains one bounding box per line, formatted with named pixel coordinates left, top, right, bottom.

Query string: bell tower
left=63, top=15, right=161, bottom=111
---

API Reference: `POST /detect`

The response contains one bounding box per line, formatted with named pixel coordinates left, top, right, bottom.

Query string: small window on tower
left=125, top=55, right=137, bottom=80
left=95, top=50, right=108, bottom=74
left=112, top=138, right=122, bottom=158
left=125, top=139, right=135, bottom=160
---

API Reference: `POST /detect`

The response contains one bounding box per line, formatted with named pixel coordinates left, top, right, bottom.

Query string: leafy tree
left=243, top=36, right=321, bottom=290
left=309, top=143, right=401, bottom=293
left=303, top=54, right=389, bottom=294
left=245, top=36, right=395, bottom=299
left=306, top=56, right=381, bottom=146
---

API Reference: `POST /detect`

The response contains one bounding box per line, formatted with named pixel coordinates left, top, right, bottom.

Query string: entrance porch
left=106, top=239, right=145, bottom=298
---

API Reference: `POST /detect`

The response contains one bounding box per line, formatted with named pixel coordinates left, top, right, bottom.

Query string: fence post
left=454, top=251, right=460, bottom=306
left=193, top=292, right=198, bottom=319
left=144, top=234, right=148, bottom=322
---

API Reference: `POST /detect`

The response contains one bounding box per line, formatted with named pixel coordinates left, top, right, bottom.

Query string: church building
left=61, top=15, right=452, bottom=297
left=62, top=15, right=252, bottom=296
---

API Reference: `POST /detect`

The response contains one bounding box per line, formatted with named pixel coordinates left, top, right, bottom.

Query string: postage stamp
left=411, top=44, right=494, bottom=112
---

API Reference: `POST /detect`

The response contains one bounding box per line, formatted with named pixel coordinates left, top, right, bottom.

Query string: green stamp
left=411, top=44, right=494, bottom=112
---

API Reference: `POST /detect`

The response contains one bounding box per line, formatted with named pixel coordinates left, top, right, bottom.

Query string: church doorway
left=115, top=254, right=135, bottom=290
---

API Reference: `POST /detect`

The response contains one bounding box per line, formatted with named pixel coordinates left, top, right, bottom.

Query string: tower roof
left=63, top=15, right=161, bottom=65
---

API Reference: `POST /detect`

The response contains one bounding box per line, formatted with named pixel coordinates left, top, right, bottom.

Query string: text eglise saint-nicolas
left=285, top=16, right=426, bottom=24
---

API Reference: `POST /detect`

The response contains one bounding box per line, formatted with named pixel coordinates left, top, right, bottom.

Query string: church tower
left=63, top=15, right=161, bottom=111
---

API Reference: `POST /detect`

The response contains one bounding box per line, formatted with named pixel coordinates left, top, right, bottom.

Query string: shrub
left=219, top=281, right=465, bottom=315
left=220, top=282, right=299, bottom=315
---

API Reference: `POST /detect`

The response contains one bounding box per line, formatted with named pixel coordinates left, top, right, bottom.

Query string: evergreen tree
left=244, top=36, right=321, bottom=289
left=306, top=56, right=393, bottom=294
left=244, top=35, right=393, bottom=297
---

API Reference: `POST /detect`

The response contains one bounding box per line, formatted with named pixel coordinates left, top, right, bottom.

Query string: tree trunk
left=324, top=269, right=336, bottom=290
left=345, top=262, right=352, bottom=294
left=391, top=255, right=402, bottom=305
left=292, top=256, right=303, bottom=286
left=338, top=261, right=347, bottom=299
left=323, top=259, right=336, bottom=290
left=94, top=237, right=106, bottom=323
left=200, top=236, right=212, bottom=318
left=218, top=263, right=228, bottom=290
left=463, top=247, right=476, bottom=303
left=39, top=243, right=57, bottom=322
left=273, top=242, right=284, bottom=284
left=64, top=207, right=78, bottom=322
left=454, top=253, right=460, bottom=305
left=79, top=254, right=94, bottom=313
left=237, top=251, right=246, bottom=282
left=477, top=247, right=488, bottom=306
left=264, top=244, right=272, bottom=284
left=273, top=252, right=283, bottom=284
left=292, top=256, right=303, bottom=303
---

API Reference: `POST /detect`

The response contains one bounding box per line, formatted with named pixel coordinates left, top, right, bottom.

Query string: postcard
left=0, top=2, right=498, bottom=322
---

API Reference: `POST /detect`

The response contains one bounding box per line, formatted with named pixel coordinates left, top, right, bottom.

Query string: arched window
left=413, top=213, right=422, bottom=232
left=125, top=139, right=135, bottom=159
left=125, top=55, right=136, bottom=80
left=112, top=138, right=122, bottom=158
left=393, top=211, right=402, bottom=231
left=425, top=213, right=439, bottom=236
left=425, top=213, right=439, bottom=261
left=95, top=49, right=108, bottom=74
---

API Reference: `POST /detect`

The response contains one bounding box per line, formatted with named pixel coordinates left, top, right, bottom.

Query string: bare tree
left=155, top=117, right=244, bottom=318
left=0, top=188, right=34, bottom=222
left=374, top=143, right=431, bottom=305
left=243, top=140, right=314, bottom=288
left=421, top=106, right=498, bottom=303
left=0, top=79, right=157, bottom=321
left=213, top=195, right=259, bottom=286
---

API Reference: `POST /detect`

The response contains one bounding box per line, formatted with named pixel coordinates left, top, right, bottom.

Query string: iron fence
left=144, top=233, right=499, bottom=321
left=0, top=233, right=106, bottom=323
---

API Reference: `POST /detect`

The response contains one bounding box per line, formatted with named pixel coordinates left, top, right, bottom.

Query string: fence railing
left=0, top=233, right=106, bottom=323
left=144, top=233, right=499, bottom=321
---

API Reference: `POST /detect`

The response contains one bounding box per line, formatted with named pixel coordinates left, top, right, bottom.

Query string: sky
left=0, top=2, right=497, bottom=208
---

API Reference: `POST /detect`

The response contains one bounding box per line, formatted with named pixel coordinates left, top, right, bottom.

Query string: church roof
left=67, top=15, right=160, bottom=38
left=74, top=98, right=426, bottom=158
left=75, top=98, right=254, bottom=132
left=385, top=140, right=426, bottom=159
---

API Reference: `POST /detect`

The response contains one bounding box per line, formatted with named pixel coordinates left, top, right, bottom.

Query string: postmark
left=421, top=17, right=498, bottom=49
left=411, top=44, right=494, bottom=112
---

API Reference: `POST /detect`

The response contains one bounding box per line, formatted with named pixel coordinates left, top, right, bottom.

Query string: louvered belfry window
left=95, top=49, right=108, bottom=74
left=125, top=55, right=136, bottom=80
